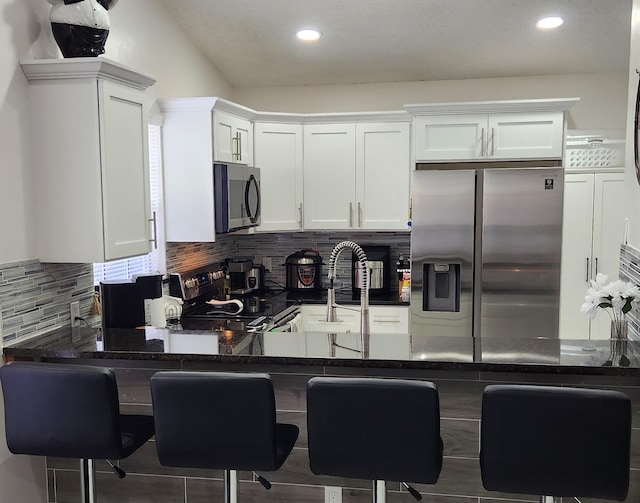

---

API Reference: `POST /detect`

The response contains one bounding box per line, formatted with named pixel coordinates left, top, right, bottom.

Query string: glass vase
left=605, top=319, right=630, bottom=367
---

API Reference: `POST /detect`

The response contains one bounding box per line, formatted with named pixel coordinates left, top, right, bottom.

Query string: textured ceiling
left=155, top=0, right=632, bottom=88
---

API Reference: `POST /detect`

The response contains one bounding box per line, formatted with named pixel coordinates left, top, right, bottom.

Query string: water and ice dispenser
left=422, top=263, right=460, bottom=312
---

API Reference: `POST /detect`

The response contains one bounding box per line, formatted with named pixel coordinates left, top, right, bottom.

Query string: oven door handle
left=205, top=298, right=244, bottom=315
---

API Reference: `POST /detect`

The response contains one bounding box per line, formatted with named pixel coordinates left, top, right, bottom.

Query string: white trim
left=404, top=97, right=580, bottom=115
left=20, top=57, right=156, bottom=90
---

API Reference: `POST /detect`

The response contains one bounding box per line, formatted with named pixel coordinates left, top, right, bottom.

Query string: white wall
left=0, top=0, right=232, bottom=265
left=233, top=72, right=628, bottom=131
left=625, top=0, right=640, bottom=249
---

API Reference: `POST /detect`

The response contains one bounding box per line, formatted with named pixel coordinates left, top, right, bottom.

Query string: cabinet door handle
left=298, top=203, right=303, bottom=228
left=349, top=202, right=353, bottom=227
left=595, top=257, right=598, bottom=276
left=232, top=134, right=239, bottom=160
left=491, top=127, right=495, bottom=156
left=480, top=128, right=485, bottom=157
left=149, top=211, right=158, bottom=250
left=586, top=257, right=589, bottom=282
left=237, top=131, right=242, bottom=160
left=358, top=202, right=362, bottom=227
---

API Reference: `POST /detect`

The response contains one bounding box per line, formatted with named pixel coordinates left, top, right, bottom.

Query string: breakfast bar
left=4, top=326, right=640, bottom=503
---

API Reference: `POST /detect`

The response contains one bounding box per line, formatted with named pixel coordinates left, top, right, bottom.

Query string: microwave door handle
left=245, top=174, right=261, bottom=223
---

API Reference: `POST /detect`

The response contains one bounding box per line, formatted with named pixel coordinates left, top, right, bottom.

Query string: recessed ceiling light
left=536, top=16, right=564, bottom=30
left=296, top=29, right=321, bottom=42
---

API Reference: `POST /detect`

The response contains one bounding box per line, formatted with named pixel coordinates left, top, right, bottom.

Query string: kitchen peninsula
left=4, top=325, right=639, bottom=503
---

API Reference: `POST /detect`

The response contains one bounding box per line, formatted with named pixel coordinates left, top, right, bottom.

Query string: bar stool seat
left=307, top=376, right=443, bottom=502
left=480, top=384, right=631, bottom=502
left=150, top=371, right=299, bottom=502
left=0, top=361, right=155, bottom=503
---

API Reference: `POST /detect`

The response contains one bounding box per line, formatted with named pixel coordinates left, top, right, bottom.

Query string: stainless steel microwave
left=214, top=163, right=261, bottom=233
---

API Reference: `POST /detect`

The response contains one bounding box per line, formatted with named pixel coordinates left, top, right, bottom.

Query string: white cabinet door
left=100, top=80, right=152, bottom=260
left=559, top=171, right=625, bottom=340
left=489, top=112, right=564, bottom=160
left=235, top=117, right=254, bottom=166
left=213, top=110, right=235, bottom=163
left=590, top=172, right=626, bottom=339
left=415, top=115, right=486, bottom=161
left=254, top=123, right=303, bottom=232
left=303, top=124, right=356, bottom=230
left=356, top=122, right=411, bottom=230
left=559, top=173, right=594, bottom=340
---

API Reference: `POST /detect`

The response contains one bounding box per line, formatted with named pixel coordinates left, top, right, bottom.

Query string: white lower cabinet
left=303, top=122, right=411, bottom=231
left=300, top=304, right=409, bottom=334
left=254, top=123, right=304, bottom=232
left=21, top=58, right=155, bottom=263
left=559, top=171, right=625, bottom=340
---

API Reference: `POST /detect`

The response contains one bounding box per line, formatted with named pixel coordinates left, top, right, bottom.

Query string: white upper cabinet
left=303, top=120, right=411, bottom=231
left=213, top=110, right=254, bottom=166
left=159, top=98, right=256, bottom=242
left=407, top=99, right=577, bottom=162
left=21, top=58, right=156, bottom=263
left=254, top=123, right=304, bottom=232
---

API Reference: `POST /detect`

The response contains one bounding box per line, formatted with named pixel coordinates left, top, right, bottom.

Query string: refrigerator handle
left=586, top=257, right=590, bottom=282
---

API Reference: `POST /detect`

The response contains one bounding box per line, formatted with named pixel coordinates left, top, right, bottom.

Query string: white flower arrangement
left=580, top=273, right=640, bottom=324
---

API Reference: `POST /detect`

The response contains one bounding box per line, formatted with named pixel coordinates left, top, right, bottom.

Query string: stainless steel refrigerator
left=410, top=161, right=564, bottom=363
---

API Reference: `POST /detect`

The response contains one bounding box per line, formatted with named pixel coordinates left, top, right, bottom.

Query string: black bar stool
left=480, top=384, right=631, bottom=503
left=307, top=376, right=443, bottom=502
left=150, top=371, right=299, bottom=503
left=0, top=361, right=155, bottom=503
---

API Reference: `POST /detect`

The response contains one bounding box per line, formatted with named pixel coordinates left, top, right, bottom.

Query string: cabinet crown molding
left=159, top=97, right=411, bottom=124
left=158, top=97, right=258, bottom=120
left=20, top=57, right=156, bottom=90
left=404, top=97, right=580, bottom=115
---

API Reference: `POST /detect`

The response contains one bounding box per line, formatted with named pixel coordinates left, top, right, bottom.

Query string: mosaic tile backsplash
left=619, top=243, right=640, bottom=342
left=167, top=231, right=411, bottom=294
left=0, top=260, right=94, bottom=346
left=3, top=235, right=638, bottom=348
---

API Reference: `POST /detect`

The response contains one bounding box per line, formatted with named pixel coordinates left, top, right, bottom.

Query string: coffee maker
left=224, top=259, right=265, bottom=296
left=352, top=245, right=391, bottom=298
left=101, top=274, right=163, bottom=328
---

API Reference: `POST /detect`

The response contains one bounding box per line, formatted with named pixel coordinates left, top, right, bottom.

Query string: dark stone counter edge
left=4, top=347, right=640, bottom=377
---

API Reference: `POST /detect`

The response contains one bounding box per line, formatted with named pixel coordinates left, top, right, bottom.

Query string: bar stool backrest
left=0, top=361, right=123, bottom=460
left=150, top=371, right=279, bottom=471
left=480, top=384, right=631, bottom=501
left=307, top=376, right=443, bottom=484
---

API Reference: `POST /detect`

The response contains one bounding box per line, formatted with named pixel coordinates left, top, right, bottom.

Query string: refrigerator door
left=411, top=169, right=476, bottom=340
left=480, top=168, right=563, bottom=343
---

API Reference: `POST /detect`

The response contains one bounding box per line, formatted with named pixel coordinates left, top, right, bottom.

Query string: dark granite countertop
left=4, top=323, right=640, bottom=376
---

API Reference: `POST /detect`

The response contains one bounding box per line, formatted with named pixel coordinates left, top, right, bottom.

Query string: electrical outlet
left=262, top=256, right=272, bottom=271
left=70, top=301, right=80, bottom=327
left=324, top=486, right=342, bottom=503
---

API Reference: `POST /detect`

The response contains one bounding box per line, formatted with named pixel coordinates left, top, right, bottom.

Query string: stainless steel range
left=169, top=263, right=297, bottom=331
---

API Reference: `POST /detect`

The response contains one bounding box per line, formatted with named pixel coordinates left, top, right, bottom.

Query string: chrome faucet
left=326, top=241, right=370, bottom=358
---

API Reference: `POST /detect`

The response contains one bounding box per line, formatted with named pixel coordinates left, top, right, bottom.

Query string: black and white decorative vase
left=47, top=0, right=119, bottom=58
